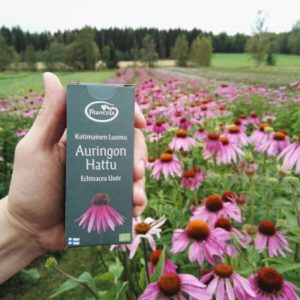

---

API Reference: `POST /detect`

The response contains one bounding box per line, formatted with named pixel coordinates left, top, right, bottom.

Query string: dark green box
left=66, top=83, right=135, bottom=247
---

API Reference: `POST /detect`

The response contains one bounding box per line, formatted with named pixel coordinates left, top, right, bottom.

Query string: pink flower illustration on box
left=76, top=193, right=125, bottom=234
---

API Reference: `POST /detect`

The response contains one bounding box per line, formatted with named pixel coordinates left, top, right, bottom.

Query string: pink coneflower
left=257, top=131, right=290, bottom=156
left=146, top=157, right=156, bottom=170
left=226, top=125, right=249, bottom=147
left=249, top=123, right=272, bottom=146
left=129, top=216, right=166, bottom=259
left=153, top=120, right=169, bottom=134
left=16, top=128, right=27, bottom=137
left=181, top=167, right=205, bottom=190
left=151, top=152, right=182, bottom=180
left=248, top=111, right=260, bottom=125
left=216, top=136, right=244, bottom=165
left=179, top=117, right=192, bottom=130
left=198, top=104, right=215, bottom=118
left=215, top=218, right=250, bottom=256
left=139, top=273, right=211, bottom=300
left=171, top=220, right=230, bottom=265
left=255, top=220, right=292, bottom=257
left=149, top=249, right=178, bottom=275
left=169, top=129, right=197, bottom=151
left=191, top=194, right=242, bottom=225
left=222, top=191, right=238, bottom=204
left=204, top=133, right=222, bottom=159
left=194, top=127, right=207, bottom=140
left=76, top=193, right=125, bottom=234
left=200, top=263, right=256, bottom=299
left=247, top=267, right=300, bottom=300
left=278, top=135, right=300, bottom=173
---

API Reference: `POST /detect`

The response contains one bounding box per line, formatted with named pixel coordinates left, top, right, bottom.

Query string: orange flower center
left=259, top=123, right=269, bottom=132
left=160, top=153, right=173, bottom=162
left=258, top=220, right=276, bottom=236
left=234, top=119, right=242, bottom=126
left=251, top=112, right=257, bottom=118
left=215, top=218, right=232, bottom=231
left=135, top=222, right=151, bottom=234
left=273, top=132, right=286, bottom=141
left=228, top=125, right=240, bottom=134
left=175, top=111, right=182, bottom=117
left=148, top=157, right=156, bottom=163
left=208, top=133, right=220, bottom=141
left=186, top=220, right=210, bottom=241
left=180, top=117, right=187, bottom=123
left=193, top=166, right=201, bottom=173
left=183, top=170, right=196, bottom=178
left=156, top=121, right=164, bottom=126
left=222, top=191, right=235, bottom=202
left=214, top=263, right=233, bottom=278
left=219, top=136, right=229, bottom=145
left=158, top=273, right=181, bottom=296
left=205, top=194, right=223, bottom=212
left=256, top=268, right=283, bottom=293
left=240, top=114, right=247, bottom=119
left=176, top=129, right=188, bottom=138
left=201, top=105, right=208, bottom=111
left=150, top=249, right=162, bottom=265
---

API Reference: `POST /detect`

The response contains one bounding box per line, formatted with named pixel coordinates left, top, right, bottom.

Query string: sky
left=1, top=0, right=299, bottom=35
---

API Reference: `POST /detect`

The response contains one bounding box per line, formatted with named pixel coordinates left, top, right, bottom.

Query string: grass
left=0, top=71, right=115, bottom=98
left=165, top=53, right=300, bottom=87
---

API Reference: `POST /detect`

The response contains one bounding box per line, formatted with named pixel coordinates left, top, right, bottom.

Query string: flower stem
left=98, top=248, right=109, bottom=272
left=55, top=266, right=98, bottom=300
left=292, top=190, right=300, bottom=262
left=141, top=239, right=150, bottom=284
left=120, top=251, right=134, bottom=300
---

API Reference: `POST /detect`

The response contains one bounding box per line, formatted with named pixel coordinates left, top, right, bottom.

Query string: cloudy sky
left=1, top=0, right=299, bottom=34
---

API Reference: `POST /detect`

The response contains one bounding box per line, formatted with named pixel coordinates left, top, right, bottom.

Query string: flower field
left=1, top=68, right=300, bottom=299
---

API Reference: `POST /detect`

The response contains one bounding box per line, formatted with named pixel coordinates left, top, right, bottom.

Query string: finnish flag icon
left=68, top=237, right=80, bottom=246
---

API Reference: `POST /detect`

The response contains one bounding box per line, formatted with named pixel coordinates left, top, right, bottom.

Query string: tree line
left=0, top=22, right=300, bottom=70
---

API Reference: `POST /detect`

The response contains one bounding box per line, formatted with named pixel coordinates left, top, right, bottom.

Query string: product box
left=66, top=83, right=135, bottom=247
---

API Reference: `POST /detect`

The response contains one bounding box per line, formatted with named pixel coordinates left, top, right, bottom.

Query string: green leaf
left=150, top=246, right=166, bottom=282
left=50, top=279, right=79, bottom=298
left=101, top=282, right=128, bottom=300
left=275, top=264, right=300, bottom=274
left=109, top=257, right=124, bottom=282
left=78, top=272, right=98, bottom=295
left=19, top=268, right=40, bottom=284
left=94, top=272, right=115, bottom=290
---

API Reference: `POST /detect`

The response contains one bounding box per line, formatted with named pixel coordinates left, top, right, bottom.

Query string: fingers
left=25, top=72, right=66, bottom=148
left=133, top=128, right=147, bottom=181
left=133, top=177, right=147, bottom=217
left=134, top=103, right=146, bottom=129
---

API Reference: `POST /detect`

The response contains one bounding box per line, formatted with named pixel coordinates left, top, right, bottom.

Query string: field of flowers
left=1, top=68, right=300, bottom=299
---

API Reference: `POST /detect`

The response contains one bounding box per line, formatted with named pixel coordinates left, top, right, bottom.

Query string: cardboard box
left=66, top=83, right=135, bottom=247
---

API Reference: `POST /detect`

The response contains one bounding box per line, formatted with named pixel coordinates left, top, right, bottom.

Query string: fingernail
left=138, top=160, right=145, bottom=178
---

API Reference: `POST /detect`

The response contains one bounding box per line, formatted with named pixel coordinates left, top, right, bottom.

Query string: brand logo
left=85, top=101, right=119, bottom=123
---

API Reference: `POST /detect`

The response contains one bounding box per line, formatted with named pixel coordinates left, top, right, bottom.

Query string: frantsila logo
left=85, top=101, right=119, bottom=123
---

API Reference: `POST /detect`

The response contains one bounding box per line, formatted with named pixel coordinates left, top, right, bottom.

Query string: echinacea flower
left=249, top=123, right=271, bottom=146
left=181, top=167, right=205, bottom=190
left=257, top=131, right=290, bottom=156
left=76, top=193, right=125, bottom=234
left=171, top=220, right=230, bottom=265
left=226, top=125, right=249, bottom=147
left=153, top=120, right=169, bottom=134
left=255, top=220, right=292, bottom=257
left=215, top=218, right=250, bottom=256
left=129, top=216, right=166, bottom=259
left=246, top=267, right=300, bottom=300
left=204, top=133, right=221, bottom=159
left=151, top=152, right=182, bottom=180
left=200, top=263, right=256, bottom=300
left=139, top=273, right=211, bottom=300
left=146, top=157, right=157, bottom=170
left=216, top=136, right=244, bottom=165
left=222, top=191, right=238, bottom=204
left=16, top=128, right=27, bottom=137
left=278, top=135, right=300, bottom=173
left=248, top=111, right=260, bottom=125
left=194, top=127, right=207, bottom=140
left=149, top=249, right=178, bottom=275
left=191, top=194, right=242, bottom=225
left=169, top=129, right=197, bottom=151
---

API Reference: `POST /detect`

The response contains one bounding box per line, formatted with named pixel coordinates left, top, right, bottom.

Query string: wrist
left=0, top=196, right=44, bottom=283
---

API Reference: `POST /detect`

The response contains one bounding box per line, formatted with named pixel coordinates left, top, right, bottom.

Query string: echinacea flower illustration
left=169, top=129, right=196, bottom=151
left=257, top=131, right=290, bottom=156
left=171, top=220, right=230, bottom=265
left=216, top=136, right=244, bottom=165
left=76, top=193, right=125, bottom=234
left=151, top=152, right=182, bottom=180
left=181, top=167, right=205, bottom=190
left=191, top=194, right=242, bottom=225
left=128, top=216, right=166, bottom=259
left=246, top=267, right=300, bottom=300
left=139, top=273, right=211, bottom=300
left=149, top=249, right=178, bottom=275
left=255, top=220, right=292, bottom=257
left=200, top=263, right=256, bottom=300
left=278, top=134, right=300, bottom=173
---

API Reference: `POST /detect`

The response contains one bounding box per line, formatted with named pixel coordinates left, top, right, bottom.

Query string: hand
left=4, top=73, right=147, bottom=253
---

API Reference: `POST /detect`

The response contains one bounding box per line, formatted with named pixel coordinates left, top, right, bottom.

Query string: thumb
left=25, top=72, right=66, bottom=148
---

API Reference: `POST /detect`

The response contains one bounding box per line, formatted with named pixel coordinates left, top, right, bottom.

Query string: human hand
left=3, top=73, right=147, bottom=254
